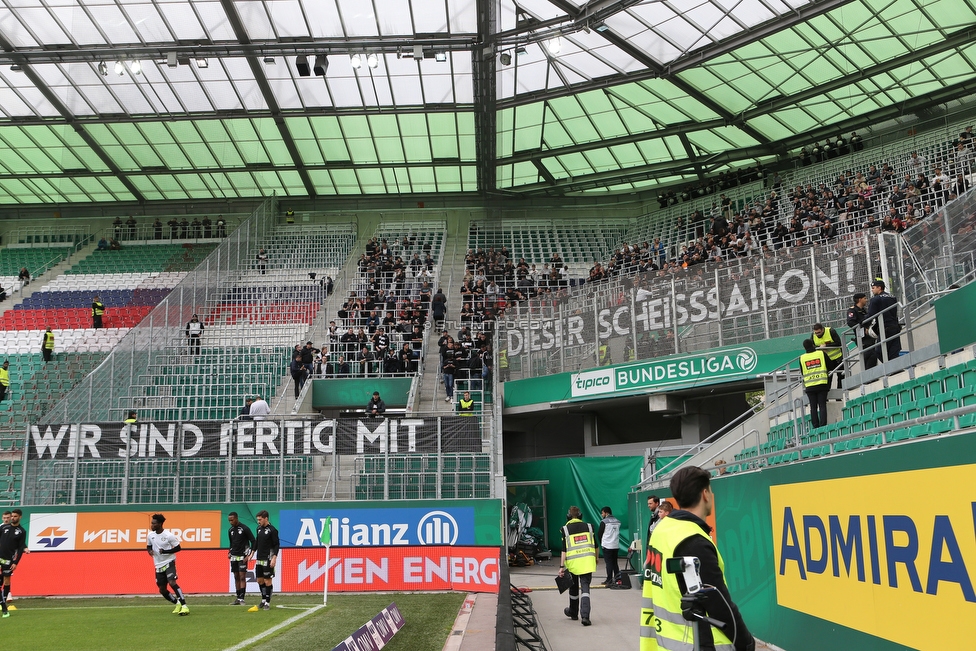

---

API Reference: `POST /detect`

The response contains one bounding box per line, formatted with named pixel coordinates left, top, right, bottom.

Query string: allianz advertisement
left=570, top=346, right=759, bottom=398
left=770, top=465, right=976, bottom=651
left=280, top=507, right=476, bottom=547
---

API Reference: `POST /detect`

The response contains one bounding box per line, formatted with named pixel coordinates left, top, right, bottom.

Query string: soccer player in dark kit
left=0, top=508, right=27, bottom=617
left=227, top=511, right=256, bottom=605
left=249, top=510, right=280, bottom=612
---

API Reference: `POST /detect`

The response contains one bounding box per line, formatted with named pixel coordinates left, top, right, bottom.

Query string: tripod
left=680, top=590, right=726, bottom=651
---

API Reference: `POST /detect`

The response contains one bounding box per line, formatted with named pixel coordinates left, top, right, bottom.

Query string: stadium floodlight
left=295, top=55, right=311, bottom=76
left=128, top=60, right=142, bottom=75
left=499, top=52, right=512, bottom=66
left=545, top=37, right=561, bottom=55
left=195, top=58, right=209, bottom=69
left=350, top=53, right=362, bottom=69
left=434, top=51, right=447, bottom=62
left=366, top=53, right=378, bottom=69
left=97, top=61, right=108, bottom=76
left=114, top=61, right=125, bottom=75
left=313, top=54, right=329, bottom=76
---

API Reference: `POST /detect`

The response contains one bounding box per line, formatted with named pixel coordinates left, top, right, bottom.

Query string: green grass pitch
left=0, top=593, right=466, bottom=651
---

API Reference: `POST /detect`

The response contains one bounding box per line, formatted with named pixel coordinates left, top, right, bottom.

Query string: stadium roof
left=0, top=0, right=975, bottom=204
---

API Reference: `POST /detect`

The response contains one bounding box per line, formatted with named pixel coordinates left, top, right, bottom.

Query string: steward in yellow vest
left=800, top=339, right=829, bottom=429
left=92, top=296, right=105, bottom=329
left=0, top=360, right=9, bottom=402
left=458, top=391, right=475, bottom=416
left=559, top=506, right=597, bottom=626
left=41, top=328, right=55, bottom=362
left=640, top=467, right=754, bottom=651
left=812, top=322, right=843, bottom=388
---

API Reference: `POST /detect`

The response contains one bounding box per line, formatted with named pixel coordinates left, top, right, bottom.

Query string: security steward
left=92, top=295, right=105, bottom=329
left=41, top=327, right=55, bottom=363
left=865, top=279, right=901, bottom=363
left=800, top=339, right=829, bottom=429
left=559, top=505, right=597, bottom=626
left=811, top=322, right=843, bottom=388
left=640, top=466, right=754, bottom=651
left=458, top=391, right=475, bottom=416
left=846, top=293, right=877, bottom=370
left=0, top=360, right=9, bottom=402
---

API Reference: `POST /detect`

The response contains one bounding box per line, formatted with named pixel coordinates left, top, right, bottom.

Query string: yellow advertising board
left=770, top=465, right=976, bottom=651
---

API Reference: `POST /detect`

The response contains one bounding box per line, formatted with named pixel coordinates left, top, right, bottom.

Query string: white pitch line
left=222, top=604, right=326, bottom=651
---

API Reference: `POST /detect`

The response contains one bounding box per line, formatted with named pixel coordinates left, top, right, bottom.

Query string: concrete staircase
left=413, top=215, right=470, bottom=414
left=302, top=454, right=359, bottom=500
left=271, top=254, right=363, bottom=416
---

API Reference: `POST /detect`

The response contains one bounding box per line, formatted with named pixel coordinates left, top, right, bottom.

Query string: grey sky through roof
left=0, top=0, right=974, bottom=203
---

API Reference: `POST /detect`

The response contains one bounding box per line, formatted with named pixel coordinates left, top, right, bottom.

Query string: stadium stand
left=326, top=222, right=446, bottom=382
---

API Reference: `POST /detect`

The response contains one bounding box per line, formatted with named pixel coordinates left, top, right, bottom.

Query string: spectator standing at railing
left=126, top=215, right=137, bottom=239
left=202, top=216, right=212, bottom=238
left=185, top=314, right=204, bottom=356
left=846, top=293, right=877, bottom=370
left=249, top=395, right=270, bottom=420
left=152, top=218, right=163, bottom=240
left=179, top=218, right=189, bottom=238
left=17, top=268, right=29, bottom=286
left=366, top=392, right=386, bottom=418
left=216, top=216, right=227, bottom=238
left=113, top=216, right=123, bottom=240
left=300, top=342, right=317, bottom=376
left=167, top=217, right=178, bottom=239
left=442, top=346, right=457, bottom=403
left=850, top=131, right=864, bottom=151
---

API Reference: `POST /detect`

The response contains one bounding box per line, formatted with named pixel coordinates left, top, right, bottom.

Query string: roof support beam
left=218, top=0, right=315, bottom=198
left=473, top=0, right=498, bottom=194
left=511, top=75, right=976, bottom=195
left=663, top=0, right=856, bottom=77
left=0, top=103, right=469, bottom=128
left=0, top=160, right=470, bottom=181
left=543, top=0, right=770, bottom=146
left=498, top=22, right=976, bottom=171
left=0, top=37, right=480, bottom=66
left=742, top=23, right=976, bottom=122
left=0, top=35, right=145, bottom=203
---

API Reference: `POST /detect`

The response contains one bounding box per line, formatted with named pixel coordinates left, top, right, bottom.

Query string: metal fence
left=500, top=230, right=879, bottom=381
left=882, top=185, right=976, bottom=321
left=39, top=197, right=281, bottom=424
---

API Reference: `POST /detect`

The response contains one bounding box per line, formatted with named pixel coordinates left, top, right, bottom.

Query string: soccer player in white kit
left=147, top=513, right=189, bottom=615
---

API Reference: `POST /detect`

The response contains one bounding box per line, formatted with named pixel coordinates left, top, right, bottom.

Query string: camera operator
left=640, top=466, right=754, bottom=651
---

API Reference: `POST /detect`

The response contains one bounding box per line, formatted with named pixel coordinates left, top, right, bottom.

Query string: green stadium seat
left=887, top=427, right=911, bottom=442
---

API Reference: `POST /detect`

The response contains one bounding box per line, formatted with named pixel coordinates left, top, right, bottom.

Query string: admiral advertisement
left=27, top=416, right=480, bottom=460
left=770, top=464, right=976, bottom=651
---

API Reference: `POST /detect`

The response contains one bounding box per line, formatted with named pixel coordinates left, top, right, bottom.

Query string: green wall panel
left=311, top=378, right=413, bottom=409
left=632, top=431, right=976, bottom=651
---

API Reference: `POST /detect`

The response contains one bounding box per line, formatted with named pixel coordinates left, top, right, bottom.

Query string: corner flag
left=320, top=517, right=332, bottom=546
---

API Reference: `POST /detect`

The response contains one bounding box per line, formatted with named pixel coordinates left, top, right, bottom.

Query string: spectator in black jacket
left=366, top=391, right=386, bottom=418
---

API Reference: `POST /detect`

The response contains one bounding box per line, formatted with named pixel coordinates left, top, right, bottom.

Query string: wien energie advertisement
left=15, top=501, right=503, bottom=597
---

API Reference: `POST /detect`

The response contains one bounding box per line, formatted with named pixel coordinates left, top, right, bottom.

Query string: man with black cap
left=846, top=293, right=877, bottom=370
left=866, top=280, right=901, bottom=363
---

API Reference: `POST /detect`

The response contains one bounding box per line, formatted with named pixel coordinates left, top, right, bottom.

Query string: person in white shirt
left=249, top=395, right=271, bottom=420
left=147, top=513, right=189, bottom=615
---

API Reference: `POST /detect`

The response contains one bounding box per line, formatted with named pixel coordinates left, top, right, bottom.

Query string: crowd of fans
left=315, top=235, right=440, bottom=379
left=581, top=125, right=976, bottom=285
